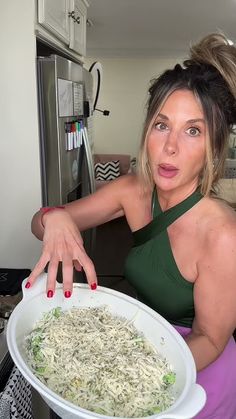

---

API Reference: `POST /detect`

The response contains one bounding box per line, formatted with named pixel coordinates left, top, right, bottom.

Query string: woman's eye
left=186, top=127, right=200, bottom=136
left=155, top=122, right=167, bottom=131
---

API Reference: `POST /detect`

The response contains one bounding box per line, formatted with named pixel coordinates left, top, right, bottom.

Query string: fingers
left=62, top=255, right=74, bottom=297
left=26, top=229, right=97, bottom=296
left=76, top=252, right=97, bottom=290
left=46, top=258, right=59, bottom=297
left=26, top=254, right=49, bottom=287
left=73, top=260, right=82, bottom=272
left=27, top=251, right=97, bottom=295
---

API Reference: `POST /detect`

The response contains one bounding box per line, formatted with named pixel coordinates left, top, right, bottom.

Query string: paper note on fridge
left=57, top=78, right=73, bottom=117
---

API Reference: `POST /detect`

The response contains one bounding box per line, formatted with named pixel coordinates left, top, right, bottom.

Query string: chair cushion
left=95, top=160, right=120, bottom=181
left=93, top=154, right=130, bottom=175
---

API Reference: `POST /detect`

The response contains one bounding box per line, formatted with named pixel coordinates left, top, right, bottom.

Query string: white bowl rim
left=7, top=279, right=198, bottom=419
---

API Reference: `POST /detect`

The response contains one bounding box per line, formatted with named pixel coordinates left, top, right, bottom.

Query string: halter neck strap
left=133, top=189, right=203, bottom=247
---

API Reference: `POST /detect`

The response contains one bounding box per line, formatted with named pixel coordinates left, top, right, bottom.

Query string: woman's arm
left=186, top=223, right=236, bottom=371
left=29, top=175, right=135, bottom=294
left=31, top=175, right=130, bottom=240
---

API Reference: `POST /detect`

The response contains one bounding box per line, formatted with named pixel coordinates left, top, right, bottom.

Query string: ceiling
left=86, top=0, right=236, bottom=58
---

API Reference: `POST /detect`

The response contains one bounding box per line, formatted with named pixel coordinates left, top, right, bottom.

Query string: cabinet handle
left=68, top=11, right=80, bottom=24
left=68, top=10, right=75, bottom=19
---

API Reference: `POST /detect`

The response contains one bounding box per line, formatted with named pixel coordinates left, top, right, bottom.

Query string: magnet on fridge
left=65, top=123, right=70, bottom=151
left=72, top=123, right=77, bottom=149
left=68, top=123, right=73, bottom=150
left=80, top=121, right=84, bottom=146
left=75, top=121, right=80, bottom=147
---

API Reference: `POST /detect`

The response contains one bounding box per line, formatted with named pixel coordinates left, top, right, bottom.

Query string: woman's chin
left=154, top=176, right=179, bottom=192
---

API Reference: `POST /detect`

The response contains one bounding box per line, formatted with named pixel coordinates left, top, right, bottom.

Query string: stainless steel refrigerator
left=37, top=54, right=96, bottom=258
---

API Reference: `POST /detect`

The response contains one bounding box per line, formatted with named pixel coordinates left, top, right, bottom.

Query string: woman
left=28, top=33, right=236, bottom=417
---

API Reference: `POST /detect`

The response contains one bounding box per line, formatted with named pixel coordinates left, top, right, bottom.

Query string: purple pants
left=174, top=325, right=236, bottom=419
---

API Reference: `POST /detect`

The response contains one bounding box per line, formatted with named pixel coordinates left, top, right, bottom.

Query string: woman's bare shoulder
left=92, top=173, right=148, bottom=211
left=206, top=196, right=236, bottom=222
left=120, top=174, right=152, bottom=204
left=201, top=196, right=236, bottom=245
left=103, top=174, right=152, bottom=227
left=99, top=173, right=147, bottom=199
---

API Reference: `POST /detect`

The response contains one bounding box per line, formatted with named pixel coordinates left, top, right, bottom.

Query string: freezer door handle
left=81, top=126, right=96, bottom=257
left=82, top=127, right=96, bottom=194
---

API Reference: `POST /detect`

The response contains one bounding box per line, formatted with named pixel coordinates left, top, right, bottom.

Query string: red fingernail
left=47, top=290, right=54, bottom=298
left=25, top=282, right=31, bottom=289
left=64, top=290, right=71, bottom=298
left=90, top=282, right=97, bottom=290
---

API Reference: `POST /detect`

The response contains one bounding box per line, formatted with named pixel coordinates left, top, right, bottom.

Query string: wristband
left=40, top=206, right=65, bottom=227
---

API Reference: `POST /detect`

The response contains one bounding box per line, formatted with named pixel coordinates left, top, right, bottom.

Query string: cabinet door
left=69, top=0, right=87, bottom=56
left=38, top=0, right=70, bottom=44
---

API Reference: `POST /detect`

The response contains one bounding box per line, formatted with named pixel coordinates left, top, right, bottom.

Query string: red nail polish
left=90, top=282, right=97, bottom=290
left=64, top=290, right=71, bottom=298
left=25, top=282, right=31, bottom=289
left=47, top=290, right=54, bottom=298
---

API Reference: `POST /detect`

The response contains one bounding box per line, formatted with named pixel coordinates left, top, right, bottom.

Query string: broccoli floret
left=163, top=372, right=176, bottom=385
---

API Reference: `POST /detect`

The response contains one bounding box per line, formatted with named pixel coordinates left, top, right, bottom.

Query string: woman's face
left=147, top=89, right=207, bottom=194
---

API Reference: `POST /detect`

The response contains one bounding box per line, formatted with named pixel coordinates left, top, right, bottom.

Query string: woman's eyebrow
left=187, top=118, right=205, bottom=124
left=157, top=113, right=168, bottom=120
left=157, top=114, right=205, bottom=124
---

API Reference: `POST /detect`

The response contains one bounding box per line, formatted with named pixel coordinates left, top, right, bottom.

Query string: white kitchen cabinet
left=69, top=0, right=87, bottom=56
left=38, top=0, right=70, bottom=44
left=37, top=0, right=88, bottom=56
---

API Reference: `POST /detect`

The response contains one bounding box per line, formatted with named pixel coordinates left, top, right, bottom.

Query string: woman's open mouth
left=158, top=163, right=179, bottom=178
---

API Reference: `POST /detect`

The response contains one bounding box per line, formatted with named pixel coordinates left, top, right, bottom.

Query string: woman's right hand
left=27, top=209, right=97, bottom=297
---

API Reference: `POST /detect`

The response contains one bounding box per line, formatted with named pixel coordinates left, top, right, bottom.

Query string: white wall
left=0, top=1, right=42, bottom=269
left=85, top=57, right=182, bottom=158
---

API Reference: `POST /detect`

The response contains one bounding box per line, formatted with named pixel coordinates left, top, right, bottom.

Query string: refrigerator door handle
left=81, top=126, right=96, bottom=257
left=82, top=127, right=96, bottom=194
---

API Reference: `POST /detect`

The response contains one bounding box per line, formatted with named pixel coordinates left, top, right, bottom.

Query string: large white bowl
left=7, top=273, right=206, bottom=419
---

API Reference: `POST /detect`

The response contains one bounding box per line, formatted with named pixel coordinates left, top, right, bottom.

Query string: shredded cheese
left=26, top=306, right=176, bottom=417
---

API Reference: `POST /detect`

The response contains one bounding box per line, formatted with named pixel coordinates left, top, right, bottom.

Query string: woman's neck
left=156, top=184, right=199, bottom=211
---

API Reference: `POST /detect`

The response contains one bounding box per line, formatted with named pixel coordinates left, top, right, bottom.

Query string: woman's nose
left=164, top=131, right=178, bottom=155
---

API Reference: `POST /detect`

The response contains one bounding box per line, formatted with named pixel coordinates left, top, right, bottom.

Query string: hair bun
left=189, top=33, right=236, bottom=99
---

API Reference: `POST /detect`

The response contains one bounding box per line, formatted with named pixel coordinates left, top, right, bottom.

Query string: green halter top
left=124, top=189, right=203, bottom=328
